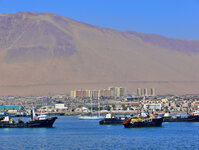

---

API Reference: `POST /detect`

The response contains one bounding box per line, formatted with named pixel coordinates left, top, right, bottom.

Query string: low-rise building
left=0, top=105, right=20, bottom=110
left=55, top=104, right=67, bottom=110
left=143, top=103, right=162, bottom=110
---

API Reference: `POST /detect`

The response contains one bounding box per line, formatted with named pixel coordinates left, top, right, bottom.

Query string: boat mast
left=98, top=90, right=100, bottom=117
left=31, top=106, right=36, bottom=120
left=90, top=91, right=93, bottom=116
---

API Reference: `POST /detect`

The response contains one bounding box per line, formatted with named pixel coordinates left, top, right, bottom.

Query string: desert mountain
left=0, top=12, right=199, bottom=95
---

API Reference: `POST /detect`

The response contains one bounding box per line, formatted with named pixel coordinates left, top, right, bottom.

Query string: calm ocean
left=0, top=116, right=198, bottom=150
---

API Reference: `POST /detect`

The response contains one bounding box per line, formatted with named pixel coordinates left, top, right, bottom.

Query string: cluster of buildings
left=103, top=96, right=199, bottom=113
left=0, top=105, right=21, bottom=115
left=141, top=98, right=199, bottom=112
left=136, top=88, right=157, bottom=97
left=2, top=86, right=199, bottom=116
left=70, top=86, right=126, bottom=98
left=0, top=93, right=199, bottom=115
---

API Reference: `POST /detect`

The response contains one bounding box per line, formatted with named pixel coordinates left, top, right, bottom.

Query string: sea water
left=0, top=116, right=198, bottom=150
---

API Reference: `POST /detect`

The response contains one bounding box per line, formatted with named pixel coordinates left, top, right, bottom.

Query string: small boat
left=9, top=111, right=30, bottom=117
left=99, top=113, right=127, bottom=125
left=123, top=116, right=163, bottom=128
left=191, top=110, right=199, bottom=116
left=79, top=115, right=104, bottom=120
left=0, top=108, right=57, bottom=128
left=0, top=112, right=7, bottom=117
left=79, top=91, right=103, bottom=120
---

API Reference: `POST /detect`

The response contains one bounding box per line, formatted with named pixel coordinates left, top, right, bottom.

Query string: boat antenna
left=90, top=91, right=93, bottom=116
left=31, top=105, right=36, bottom=121
left=98, top=90, right=100, bottom=117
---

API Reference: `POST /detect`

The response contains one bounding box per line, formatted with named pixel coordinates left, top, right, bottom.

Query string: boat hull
left=123, top=118, right=163, bottom=128
left=0, top=117, right=57, bottom=128
left=164, top=115, right=199, bottom=122
left=99, top=118, right=124, bottom=125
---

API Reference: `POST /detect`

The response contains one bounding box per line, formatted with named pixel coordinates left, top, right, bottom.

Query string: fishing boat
left=99, top=113, right=127, bottom=125
left=123, top=116, right=163, bottom=128
left=0, top=108, right=57, bottom=128
left=163, top=111, right=199, bottom=122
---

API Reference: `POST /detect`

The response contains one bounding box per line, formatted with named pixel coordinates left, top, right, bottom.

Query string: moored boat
left=79, top=115, right=104, bottom=120
left=79, top=92, right=103, bottom=120
left=123, top=116, right=163, bottom=128
left=0, top=112, right=7, bottom=117
left=0, top=116, right=57, bottom=128
left=0, top=108, right=57, bottom=128
left=163, top=112, right=199, bottom=122
left=99, top=113, right=127, bottom=125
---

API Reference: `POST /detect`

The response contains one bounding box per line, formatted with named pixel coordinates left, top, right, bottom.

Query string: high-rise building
left=137, top=88, right=157, bottom=96
left=91, top=90, right=99, bottom=99
left=144, top=88, right=149, bottom=96
left=87, top=90, right=92, bottom=98
left=119, top=87, right=126, bottom=97
left=108, top=86, right=126, bottom=97
left=151, top=88, right=157, bottom=96
left=137, top=88, right=142, bottom=96
left=70, top=87, right=126, bottom=98
left=100, top=89, right=112, bottom=97
left=108, top=87, right=116, bottom=97
left=70, top=89, right=112, bottom=98
left=70, top=90, right=76, bottom=98
left=70, top=90, right=91, bottom=98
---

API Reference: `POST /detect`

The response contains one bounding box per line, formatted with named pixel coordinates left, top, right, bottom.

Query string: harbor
left=0, top=94, right=198, bottom=148
left=0, top=116, right=198, bottom=149
left=0, top=0, right=198, bottom=149
left=0, top=91, right=198, bottom=118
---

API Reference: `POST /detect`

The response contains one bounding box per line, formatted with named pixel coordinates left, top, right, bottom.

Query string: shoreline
left=62, top=111, right=189, bottom=116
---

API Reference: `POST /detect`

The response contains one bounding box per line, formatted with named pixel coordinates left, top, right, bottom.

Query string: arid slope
left=0, top=12, right=199, bottom=95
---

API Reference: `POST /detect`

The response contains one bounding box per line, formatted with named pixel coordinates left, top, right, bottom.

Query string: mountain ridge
left=0, top=12, right=199, bottom=96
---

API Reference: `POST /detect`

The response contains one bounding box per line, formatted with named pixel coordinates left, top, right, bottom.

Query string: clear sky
left=0, top=0, right=199, bottom=40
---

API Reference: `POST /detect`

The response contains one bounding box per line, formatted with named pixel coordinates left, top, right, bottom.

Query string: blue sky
left=0, top=0, right=199, bottom=40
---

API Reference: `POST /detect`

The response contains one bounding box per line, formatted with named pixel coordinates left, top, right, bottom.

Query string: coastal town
left=0, top=86, right=199, bottom=117
left=1, top=1, right=199, bottom=149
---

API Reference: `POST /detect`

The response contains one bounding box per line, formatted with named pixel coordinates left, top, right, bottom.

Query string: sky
left=0, top=0, right=199, bottom=40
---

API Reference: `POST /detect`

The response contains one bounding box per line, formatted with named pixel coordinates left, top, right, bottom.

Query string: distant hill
left=0, top=12, right=199, bottom=95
